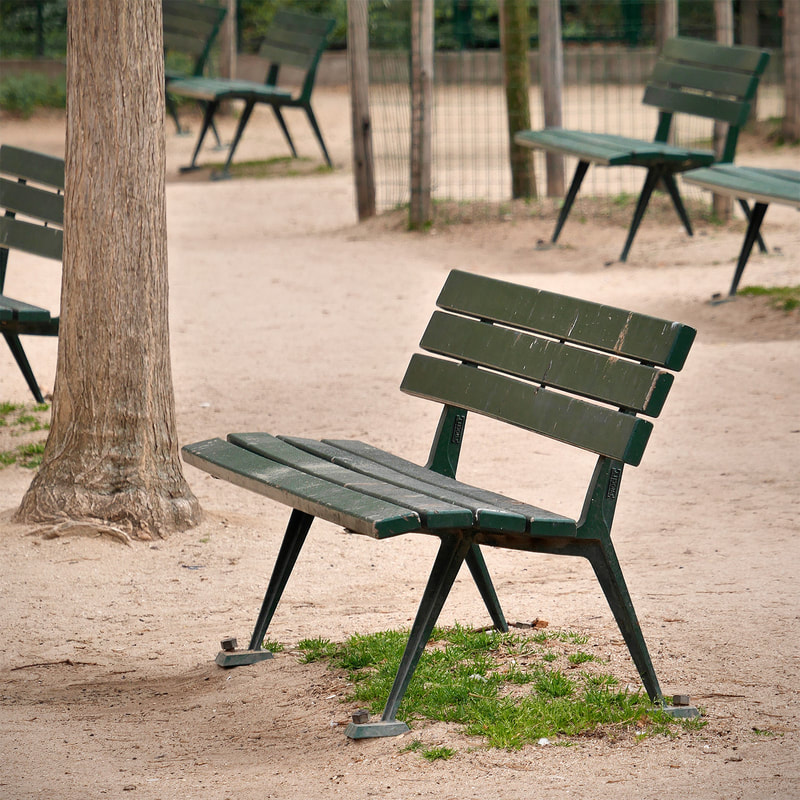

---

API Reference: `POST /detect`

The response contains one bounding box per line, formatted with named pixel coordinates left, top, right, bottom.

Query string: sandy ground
left=1, top=92, right=799, bottom=799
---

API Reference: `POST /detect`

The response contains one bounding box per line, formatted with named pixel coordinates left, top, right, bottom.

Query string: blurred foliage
left=0, top=71, right=65, bottom=115
left=0, top=0, right=784, bottom=58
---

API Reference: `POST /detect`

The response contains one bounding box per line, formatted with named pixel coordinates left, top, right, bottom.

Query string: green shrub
left=0, top=72, right=66, bottom=117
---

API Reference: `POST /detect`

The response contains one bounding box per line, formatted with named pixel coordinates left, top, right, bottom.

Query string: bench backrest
left=0, top=145, right=65, bottom=293
left=258, top=9, right=335, bottom=102
left=401, top=270, right=695, bottom=471
left=644, top=37, right=770, bottom=162
left=163, top=0, right=227, bottom=78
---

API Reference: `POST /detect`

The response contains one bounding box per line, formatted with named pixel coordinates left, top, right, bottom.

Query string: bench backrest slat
left=400, top=270, right=695, bottom=467
left=163, top=0, right=226, bottom=76
left=643, top=37, right=769, bottom=161
left=258, top=10, right=335, bottom=97
left=1, top=145, right=65, bottom=292
left=0, top=216, right=63, bottom=262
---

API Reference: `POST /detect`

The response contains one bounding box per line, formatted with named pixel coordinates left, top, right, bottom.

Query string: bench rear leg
left=270, top=105, right=298, bottom=159
left=728, top=201, right=769, bottom=297
left=661, top=172, right=693, bottom=237
left=3, top=332, right=44, bottom=403
left=583, top=537, right=665, bottom=704
left=215, top=99, right=258, bottom=178
left=619, top=165, right=661, bottom=262
left=302, top=103, right=332, bottom=167
left=346, top=534, right=473, bottom=739
left=552, top=160, right=589, bottom=244
left=180, top=99, right=221, bottom=172
left=466, top=544, right=508, bottom=632
left=738, top=198, right=768, bottom=254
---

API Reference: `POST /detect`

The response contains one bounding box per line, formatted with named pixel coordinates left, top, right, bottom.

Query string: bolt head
left=672, top=694, right=691, bottom=707
left=351, top=709, right=369, bottom=724
left=220, top=637, right=238, bottom=652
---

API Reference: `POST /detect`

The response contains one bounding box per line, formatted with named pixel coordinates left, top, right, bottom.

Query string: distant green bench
left=163, top=0, right=227, bottom=141
left=0, top=145, right=64, bottom=403
left=183, top=269, right=700, bottom=738
left=515, top=37, right=770, bottom=262
left=683, top=165, right=800, bottom=297
left=168, top=9, right=335, bottom=176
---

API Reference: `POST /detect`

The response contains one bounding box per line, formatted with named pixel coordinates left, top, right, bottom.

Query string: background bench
left=0, top=145, right=64, bottom=403
left=168, top=9, right=335, bottom=177
left=183, top=269, right=700, bottom=739
left=163, top=0, right=227, bottom=141
left=515, top=37, right=770, bottom=263
left=683, top=165, right=800, bottom=297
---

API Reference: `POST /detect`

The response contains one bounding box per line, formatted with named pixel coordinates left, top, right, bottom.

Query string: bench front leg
left=216, top=509, right=314, bottom=667
left=729, top=201, right=769, bottom=296
left=346, top=534, right=473, bottom=738
left=552, top=160, right=590, bottom=244
left=619, top=165, right=662, bottom=262
left=2, top=331, right=44, bottom=403
left=180, top=98, right=221, bottom=172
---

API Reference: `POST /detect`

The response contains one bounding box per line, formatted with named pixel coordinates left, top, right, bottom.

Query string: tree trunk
left=348, top=0, right=376, bottom=220
left=538, top=0, right=563, bottom=197
left=657, top=0, right=678, bottom=51
left=500, top=0, right=535, bottom=198
left=739, top=0, right=759, bottom=120
left=783, top=0, right=800, bottom=142
left=409, top=0, right=434, bottom=229
left=15, top=0, right=201, bottom=540
left=713, top=0, right=734, bottom=220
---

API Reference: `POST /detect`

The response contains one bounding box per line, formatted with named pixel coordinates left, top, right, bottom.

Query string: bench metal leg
left=729, top=201, right=769, bottom=297
left=271, top=105, right=298, bottom=160
left=211, top=99, right=258, bottom=180
left=302, top=103, right=332, bottom=167
left=180, top=99, right=220, bottom=172
left=216, top=509, right=314, bottom=667
left=3, top=332, right=44, bottom=403
left=619, top=166, right=661, bottom=262
left=552, top=160, right=589, bottom=244
left=346, top=534, right=473, bottom=738
left=662, top=172, right=693, bottom=237
left=738, top=198, right=768, bottom=254
left=466, top=544, right=508, bottom=632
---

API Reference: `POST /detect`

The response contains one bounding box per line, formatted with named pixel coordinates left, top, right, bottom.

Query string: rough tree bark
left=15, top=1, right=201, bottom=541
left=500, top=0, right=535, bottom=198
left=783, top=0, right=800, bottom=143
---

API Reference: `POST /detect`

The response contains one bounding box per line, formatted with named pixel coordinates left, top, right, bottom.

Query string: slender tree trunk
left=409, top=0, right=434, bottom=228
left=500, top=0, right=535, bottom=198
left=657, top=0, right=678, bottom=51
left=739, top=0, right=760, bottom=120
left=348, top=0, right=376, bottom=219
left=783, top=0, right=800, bottom=142
left=15, top=0, right=201, bottom=540
left=538, top=0, right=563, bottom=197
left=713, top=0, right=734, bottom=220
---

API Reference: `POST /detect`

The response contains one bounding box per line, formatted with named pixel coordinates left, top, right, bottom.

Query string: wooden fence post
left=409, top=0, right=434, bottom=229
left=348, top=0, right=376, bottom=219
left=538, top=0, right=563, bottom=197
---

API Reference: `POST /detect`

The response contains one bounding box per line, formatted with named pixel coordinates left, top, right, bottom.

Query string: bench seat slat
left=315, top=439, right=577, bottom=536
left=0, top=145, right=65, bottom=190
left=683, top=165, right=800, bottom=208
left=281, top=437, right=540, bottom=534
left=227, top=432, right=474, bottom=530
left=0, top=295, right=53, bottom=322
left=436, top=270, right=695, bottom=370
left=421, top=311, right=674, bottom=417
left=168, top=77, right=293, bottom=102
left=182, top=438, right=422, bottom=539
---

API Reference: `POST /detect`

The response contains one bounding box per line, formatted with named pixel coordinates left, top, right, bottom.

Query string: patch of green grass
left=297, top=624, right=700, bottom=749
left=261, top=638, right=285, bottom=654
left=0, top=401, right=50, bottom=469
left=401, top=739, right=457, bottom=760
left=739, top=285, right=800, bottom=312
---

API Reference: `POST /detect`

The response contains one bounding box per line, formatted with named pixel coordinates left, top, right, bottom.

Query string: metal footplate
left=345, top=709, right=410, bottom=739
left=662, top=694, right=700, bottom=719
left=214, top=637, right=274, bottom=668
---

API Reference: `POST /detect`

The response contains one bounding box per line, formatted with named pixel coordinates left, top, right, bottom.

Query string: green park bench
left=0, top=145, right=64, bottom=404
left=163, top=0, right=227, bottom=141
left=182, top=269, right=700, bottom=738
left=683, top=165, right=800, bottom=297
left=168, top=9, right=335, bottom=177
left=515, top=37, right=770, bottom=262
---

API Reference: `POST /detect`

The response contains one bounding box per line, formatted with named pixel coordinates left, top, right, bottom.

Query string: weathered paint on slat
left=182, top=439, right=422, bottom=538
left=420, top=311, right=674, bottom=416
left=401, top=355, right=652, bottom=465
